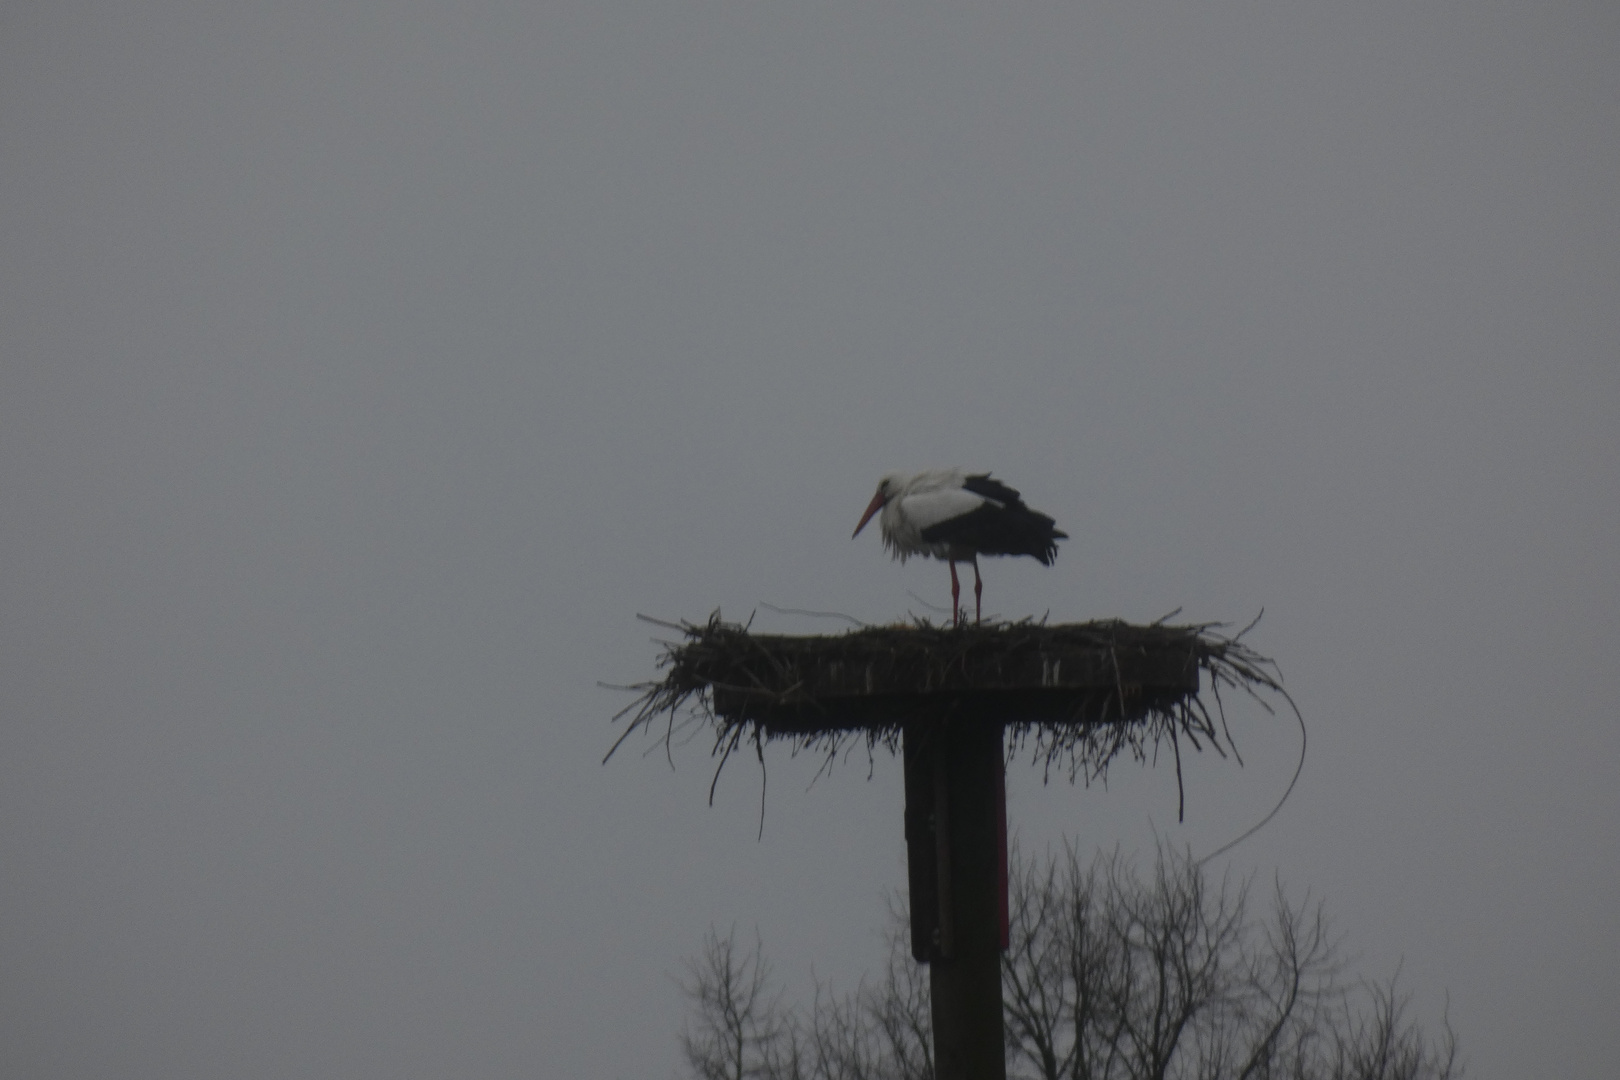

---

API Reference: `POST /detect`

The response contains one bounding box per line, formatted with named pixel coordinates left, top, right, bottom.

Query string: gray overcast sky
left=2, top=3, right=1616, bottom=1077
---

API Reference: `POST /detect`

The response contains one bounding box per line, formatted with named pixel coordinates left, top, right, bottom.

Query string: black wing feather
left=960, top=473, right=1024, bottom=506
left=919, top=495, right=1068, bottom=565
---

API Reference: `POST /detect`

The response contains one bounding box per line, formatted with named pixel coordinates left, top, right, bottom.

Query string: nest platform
left=610, top=613, right=1282, bottom=783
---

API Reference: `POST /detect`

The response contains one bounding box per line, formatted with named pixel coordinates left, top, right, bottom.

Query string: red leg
left=972, top=555, right=983, bottom=624
left=948, top=560, right=961, bottom=627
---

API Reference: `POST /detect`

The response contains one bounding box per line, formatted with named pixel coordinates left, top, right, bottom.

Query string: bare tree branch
left=677, top=851, right=1459, bottom=1080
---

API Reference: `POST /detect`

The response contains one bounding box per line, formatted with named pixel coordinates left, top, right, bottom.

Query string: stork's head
left=852, top=474, right=902, bottom=538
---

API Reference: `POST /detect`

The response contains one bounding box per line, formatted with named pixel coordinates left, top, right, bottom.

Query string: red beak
left=852, top=488, right=887, bottom=538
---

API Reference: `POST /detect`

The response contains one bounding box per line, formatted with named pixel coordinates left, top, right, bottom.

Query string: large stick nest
left=607, top=613, right=1289, bottom=804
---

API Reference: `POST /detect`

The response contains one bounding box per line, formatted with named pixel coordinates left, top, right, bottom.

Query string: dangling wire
left=1195, top=684, right=1306, bottom=868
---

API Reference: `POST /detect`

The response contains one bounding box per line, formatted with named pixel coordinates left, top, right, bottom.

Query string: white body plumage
left=852, top=469, right=1067, bottom=623
left=869, top=469, right=999, bottom=562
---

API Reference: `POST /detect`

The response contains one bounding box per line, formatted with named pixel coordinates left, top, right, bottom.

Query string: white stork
left=852, top=470, right=1068, bottom=625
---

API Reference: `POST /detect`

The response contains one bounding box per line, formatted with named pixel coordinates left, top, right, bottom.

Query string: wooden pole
left=904, top=718, right=1007, bottom=1080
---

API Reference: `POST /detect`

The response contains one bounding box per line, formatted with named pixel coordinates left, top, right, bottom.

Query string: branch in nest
left=605, top=611, right=1287, bottom=798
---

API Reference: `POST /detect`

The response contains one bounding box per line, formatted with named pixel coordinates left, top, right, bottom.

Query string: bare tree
left=678, top=927, right=796, bottom=1080
left=1002, top=845, right=1340, bottom=1080
left=999, top=844, right=1458, bottom=1080
left=678, top=909, right=932, bottom=1080
left=678, top=850, right=1459, bottom=1080
left=1322, top=976, right=1459, bottom=1080
left=798, top=901, right=934, bottom=1080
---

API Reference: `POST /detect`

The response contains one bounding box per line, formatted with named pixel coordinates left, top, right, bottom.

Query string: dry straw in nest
left=606, top=612, right=1294, bottom=821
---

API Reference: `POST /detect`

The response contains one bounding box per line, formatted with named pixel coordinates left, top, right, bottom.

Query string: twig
left=905, top=591, right=952, bottom=615
left=759, top=602, right=869, bottom=627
